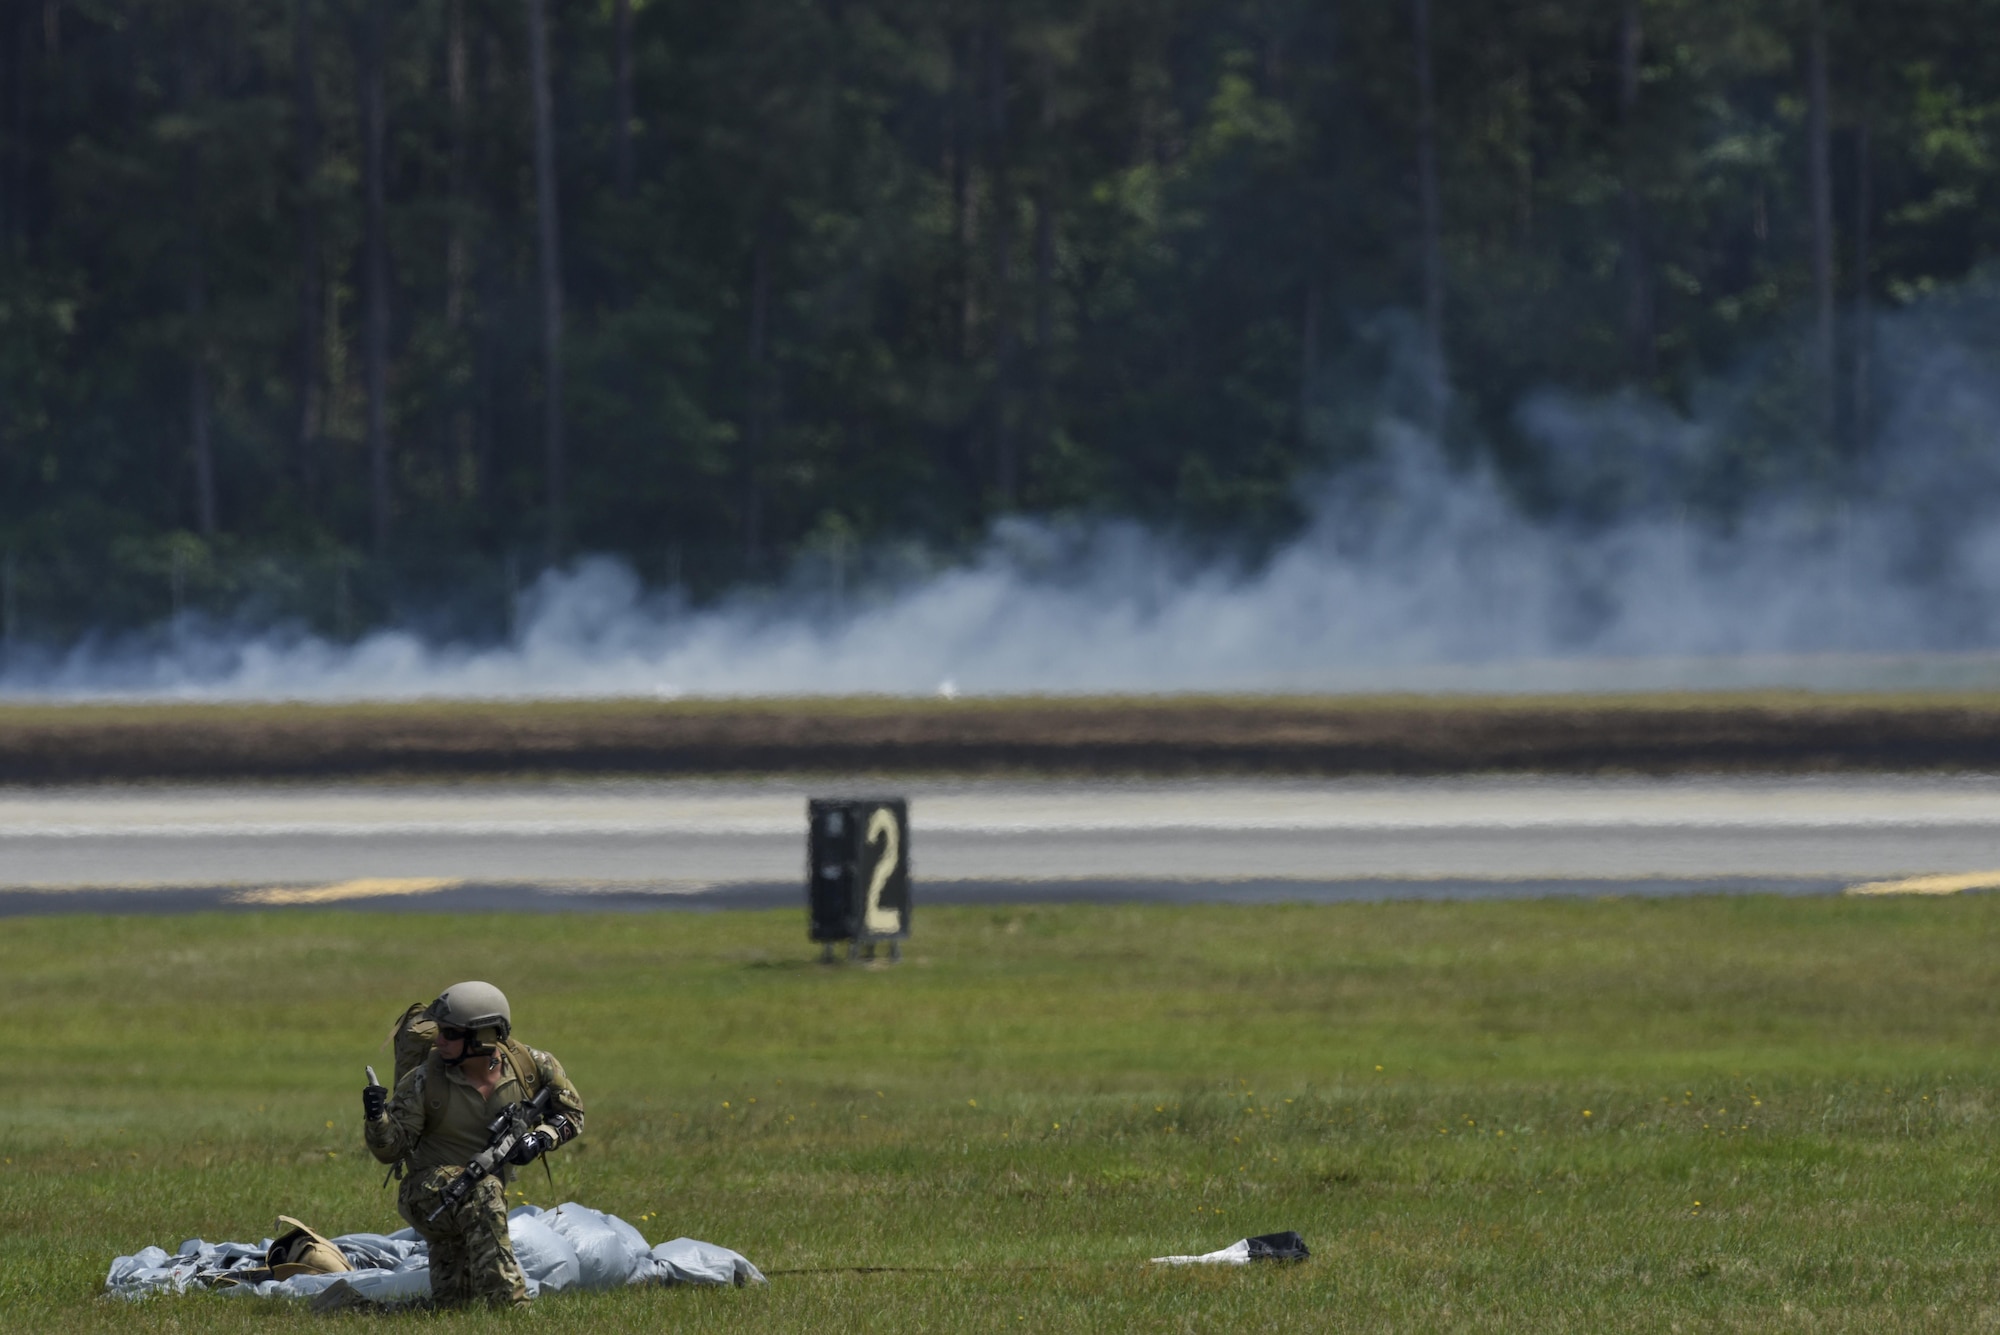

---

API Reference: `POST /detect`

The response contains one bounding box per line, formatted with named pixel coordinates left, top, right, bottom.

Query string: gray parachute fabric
left=505, top=1210, right=580, bottom=1293
left=104, top=1202, right=764, bottom=1302
left=544, top=1202, right=650, bottom=1287
left=538, top=1202, right=759, bottom=1287
left=104, top=1235, right=428, bottom=1303
left=648, top=1235, right=770, bottom=1287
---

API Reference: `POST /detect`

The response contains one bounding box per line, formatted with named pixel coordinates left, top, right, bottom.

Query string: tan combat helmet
left=427, top=980, right=512, bottom=1058
left=266, top=1217, right=353, bottom=1279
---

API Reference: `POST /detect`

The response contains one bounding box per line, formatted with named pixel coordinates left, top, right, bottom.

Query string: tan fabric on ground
left=266, top=1216, right=353, bottom=1279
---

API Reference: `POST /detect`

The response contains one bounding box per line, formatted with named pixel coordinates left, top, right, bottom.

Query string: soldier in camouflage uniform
left=361, top=981, right=585, bottom=1307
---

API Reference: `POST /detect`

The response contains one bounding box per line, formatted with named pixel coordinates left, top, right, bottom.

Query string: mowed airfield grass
left=6, top=897, right=2000, bottom=1331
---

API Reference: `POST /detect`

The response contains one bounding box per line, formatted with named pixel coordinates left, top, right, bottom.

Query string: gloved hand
left=507, top=1129, right=554, bottom=1166
left=362, top=1080, right=389, bottom=1121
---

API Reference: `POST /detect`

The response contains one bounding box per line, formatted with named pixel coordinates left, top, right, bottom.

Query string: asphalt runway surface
left=2, top=775, right=1996, bottom=915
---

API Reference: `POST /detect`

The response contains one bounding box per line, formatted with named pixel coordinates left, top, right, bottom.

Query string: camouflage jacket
left=364, top=1041, right=585, bottom=1177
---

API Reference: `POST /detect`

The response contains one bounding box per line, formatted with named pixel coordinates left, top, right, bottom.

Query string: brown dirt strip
left=5, top=693, right=2000, bottom=780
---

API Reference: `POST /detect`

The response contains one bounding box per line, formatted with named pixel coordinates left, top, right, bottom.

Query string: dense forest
left=0, top=0, right=1994, bottom=640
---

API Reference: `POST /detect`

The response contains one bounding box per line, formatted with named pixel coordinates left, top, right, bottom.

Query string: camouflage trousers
left=397, top=1166, right=529, bottom=1307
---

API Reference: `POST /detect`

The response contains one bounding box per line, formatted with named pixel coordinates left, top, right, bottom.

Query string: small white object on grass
left=1150, top=1239, right=1253, bottom=1266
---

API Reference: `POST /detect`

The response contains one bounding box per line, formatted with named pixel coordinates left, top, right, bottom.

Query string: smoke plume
left=9, top=280, right=2000, bottom=700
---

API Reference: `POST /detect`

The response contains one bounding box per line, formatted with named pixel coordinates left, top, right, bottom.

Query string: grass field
left=7, top=895, right=2000, bottom=1331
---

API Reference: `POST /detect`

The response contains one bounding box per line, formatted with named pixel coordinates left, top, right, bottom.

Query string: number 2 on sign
left=863, top=807, right=902, bottom=934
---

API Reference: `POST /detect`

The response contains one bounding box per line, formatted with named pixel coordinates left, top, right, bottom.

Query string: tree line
left=0, top=0, right=1991, bottom=633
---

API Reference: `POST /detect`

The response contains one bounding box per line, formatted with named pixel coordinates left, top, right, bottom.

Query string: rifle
left=425, top=1084, right=574, bottom=1223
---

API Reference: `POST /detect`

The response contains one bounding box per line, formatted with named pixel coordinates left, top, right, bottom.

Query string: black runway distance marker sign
left=807, top=798, right=911, bottom=945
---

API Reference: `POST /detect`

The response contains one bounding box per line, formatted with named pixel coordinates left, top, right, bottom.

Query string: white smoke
left=10, top=281, right=2000, bottom=700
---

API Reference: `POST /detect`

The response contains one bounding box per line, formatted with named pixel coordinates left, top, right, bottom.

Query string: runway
left=0, top=773, right=1986, bottom=915
left=1, top=775, right=1995, bottom=914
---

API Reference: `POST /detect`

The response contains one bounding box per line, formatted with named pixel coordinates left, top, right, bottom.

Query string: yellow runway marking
left=230, top=877, right=462, bottom=906
left=1844, top=871, right=2000, bottom=897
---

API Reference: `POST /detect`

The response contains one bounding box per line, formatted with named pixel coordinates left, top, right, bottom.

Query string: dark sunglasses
left=438, top=1026, right=473, bottom=1043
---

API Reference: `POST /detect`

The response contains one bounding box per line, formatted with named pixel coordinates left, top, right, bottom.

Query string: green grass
left=6, top=896, right=2000, bottom=1330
